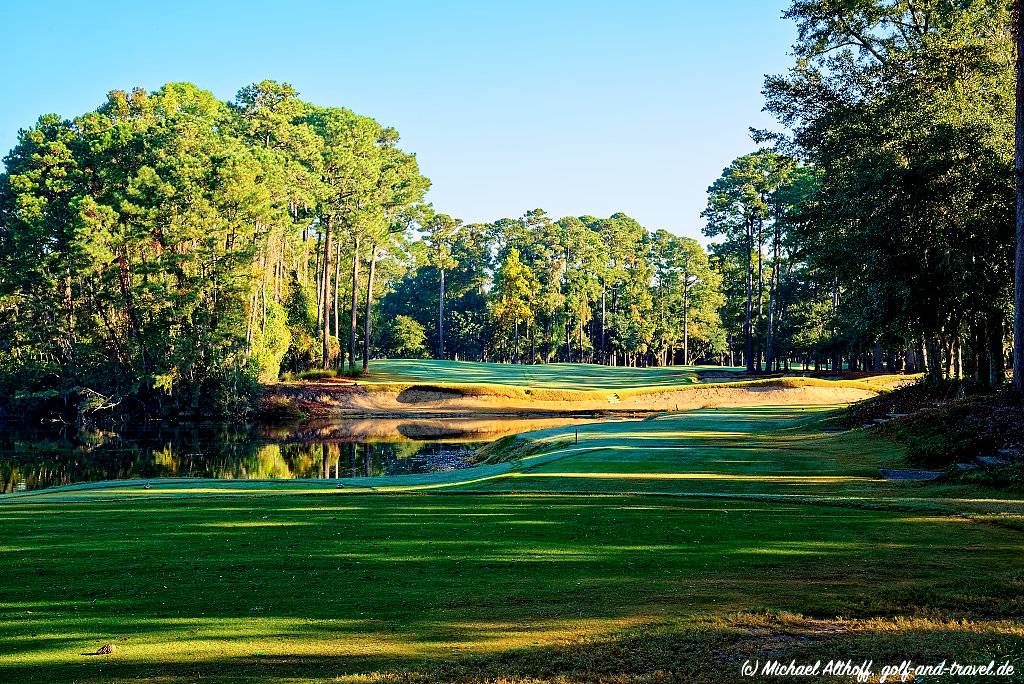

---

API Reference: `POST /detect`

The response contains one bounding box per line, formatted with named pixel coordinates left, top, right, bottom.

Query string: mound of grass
left=954, top=460, right=1024, bottom=492
left=828, top=379, right=973, bottom=430
left=829, top=381, right=1024, bottom=470
left=884, top=391, right=1024, bottom=468
left=472, top=434, right=574, bottom=465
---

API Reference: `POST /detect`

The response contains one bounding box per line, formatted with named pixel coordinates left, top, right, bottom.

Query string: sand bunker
left=270, top=381, right=877, bottom=417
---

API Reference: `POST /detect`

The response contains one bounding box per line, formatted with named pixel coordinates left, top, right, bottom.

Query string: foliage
left=749, top=0, right=1015, bottom=383
left=379, top=314, right=428, bottom=359
left=878, top=387, right=1024, bottom=468
left=379, top=210, right=727, bottom=366
left=0, top=81, right=428, bottom=414
left=298, top=369, right=338, bottom=380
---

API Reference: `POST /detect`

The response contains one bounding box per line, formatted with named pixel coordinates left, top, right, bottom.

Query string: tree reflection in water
left=0, top=416, right=596, bottom=492
left=0, top=422, right=480, bottom=492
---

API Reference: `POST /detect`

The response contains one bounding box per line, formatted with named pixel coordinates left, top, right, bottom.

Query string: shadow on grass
left=1, top=492, right=1023, bottom=683
left=4, top=616, right=1022, bottom=683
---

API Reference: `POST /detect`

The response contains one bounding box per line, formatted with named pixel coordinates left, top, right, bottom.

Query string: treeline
left=378, top=210, right=724, bottom=367
left=705, top=0, right=1014, bottom=385
left=3, top=0, right=1015, bottom=419
left=0, top=81, right=726, bottom=416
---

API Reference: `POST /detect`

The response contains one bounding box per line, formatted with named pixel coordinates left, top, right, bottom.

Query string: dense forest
left=0, top=0, right=1018, bottom=417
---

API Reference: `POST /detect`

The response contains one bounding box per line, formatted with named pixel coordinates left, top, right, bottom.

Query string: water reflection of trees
left=0, top=423, right=477, bottom=493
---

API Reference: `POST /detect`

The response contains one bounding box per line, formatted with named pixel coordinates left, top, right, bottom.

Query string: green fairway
left=2, top=406, right=1023, bottom=683
left=366, top=358, right=734, bottom=389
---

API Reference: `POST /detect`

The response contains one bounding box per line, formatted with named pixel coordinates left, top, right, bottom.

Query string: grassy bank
left=2, top=404, right=1023, bottom=682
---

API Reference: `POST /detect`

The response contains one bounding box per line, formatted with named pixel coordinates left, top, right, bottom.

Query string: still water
left=0, top=416, right=595, bottom=493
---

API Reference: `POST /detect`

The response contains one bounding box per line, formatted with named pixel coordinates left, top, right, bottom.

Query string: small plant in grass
left=953, top=461, right=1024, bottom=492
left=298, top=369, right=337, bottom=381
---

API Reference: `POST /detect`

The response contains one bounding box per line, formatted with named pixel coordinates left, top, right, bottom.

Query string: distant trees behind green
left=380, top=210, right=726, bottom=367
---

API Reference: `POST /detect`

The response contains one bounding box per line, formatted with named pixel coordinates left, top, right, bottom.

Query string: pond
left=0, top=416, right=599, bottom=493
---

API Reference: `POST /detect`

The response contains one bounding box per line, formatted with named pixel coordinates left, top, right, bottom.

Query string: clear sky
left=0, top=0, right=794, bottom=239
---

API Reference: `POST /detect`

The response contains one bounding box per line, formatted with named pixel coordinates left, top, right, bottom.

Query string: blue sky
left=0, top=1, right=794, bottom=239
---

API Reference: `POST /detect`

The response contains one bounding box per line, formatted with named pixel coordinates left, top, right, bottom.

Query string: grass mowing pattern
left=461, top=405, right=906, bottom=499
left=366, top=359, right=715, bottom=389
left=2, top=404, right=1023, bottom=682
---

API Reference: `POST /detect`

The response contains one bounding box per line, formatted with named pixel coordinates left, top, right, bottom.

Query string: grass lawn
left=2, top=406, right=1023, bottom=682
left=365, top=359, right=731, bottom=389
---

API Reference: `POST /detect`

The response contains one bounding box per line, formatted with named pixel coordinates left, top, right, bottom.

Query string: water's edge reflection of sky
left=1, top=417, right=597, bottom=493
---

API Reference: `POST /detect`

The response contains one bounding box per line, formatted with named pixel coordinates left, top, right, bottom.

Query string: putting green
left=366, top=358, right=728, bottom=389
left=2, top=405, right=1022, bottom=683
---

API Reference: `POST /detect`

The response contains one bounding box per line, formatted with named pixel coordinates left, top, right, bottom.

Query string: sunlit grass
left=1, top=491, right=1022, bottom=682
left=2, top=404, right=1022, bottom=682
left=366, top=359, right=712, bottom=389
left=349, top=360, right=903, bottom=400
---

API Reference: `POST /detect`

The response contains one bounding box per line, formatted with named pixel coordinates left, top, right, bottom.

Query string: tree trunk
left=514, top=320, right=520, bottom=364
left=315, top=231, right=323, bottom=331
left=600, top=286, right=607, bottom=365
left=989, top=308, right=1006, bottom=386
left=348, top=235, right=360, bottom=373
left=756, top=218, right=765, bottom=372
left=683, top=275, right=690, bottom=366
left=334, top=239, right=341, bottom=358
left=320, top=217, right=333, bottom=370
left=765, top=229, right=783, bottom=372
left=905, top=348, right=917, bottom=374
left=362, top=244, right=378, bottom=373
left=437, top=268, right=446, bottom=359
left=578, top=320, right=584, bottom=364
left=765, top=286, right=776, bottom=372
left=925, top=334, right=943, bottom=382
left=744, top=220, right=755, bottom=373
left=970, top=317, right=985, bottom=384
left=1016, top=0, right=1024, bottom=390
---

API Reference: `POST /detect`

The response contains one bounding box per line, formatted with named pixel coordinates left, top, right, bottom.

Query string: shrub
left=205, top=364, right=263, bottom=419
left=379, top=315, right=428, bottom=359
left=876, top=387, right=1023, bottom=468
left=954, top=461, right=1024, bottom=492
left=299, top=369, right=337, bottom=381
left=257, top=396, right=307, bottom=424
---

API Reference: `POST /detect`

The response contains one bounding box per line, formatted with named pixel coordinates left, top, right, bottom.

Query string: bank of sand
left=267, top=379, right=880, bottom=417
